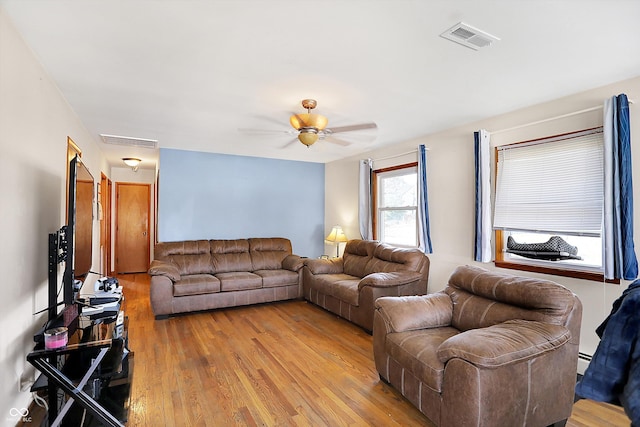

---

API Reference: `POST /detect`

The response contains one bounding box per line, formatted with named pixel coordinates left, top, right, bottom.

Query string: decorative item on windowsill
left=325, top=225, right=348, bottom=258
left=506, top=235, right=582, bottom=261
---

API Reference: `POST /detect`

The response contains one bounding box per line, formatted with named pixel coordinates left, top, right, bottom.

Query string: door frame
left=99, top=173, right=112, bottom=277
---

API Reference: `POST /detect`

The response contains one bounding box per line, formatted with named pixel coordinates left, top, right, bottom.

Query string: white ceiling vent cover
left=440, top=22, right=500, bottom=51
left=100, top=133, right=158, bottom=148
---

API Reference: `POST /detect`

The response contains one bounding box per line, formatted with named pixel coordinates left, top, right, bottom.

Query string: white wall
left=0, top=8, right=107, bottom=423
left=326, top=75, right=640, bottom=368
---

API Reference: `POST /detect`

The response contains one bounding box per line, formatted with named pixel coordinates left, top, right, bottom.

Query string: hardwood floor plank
left=118, top=273, right=631, bottom=427
left=567, top=399, right=631, bottom=427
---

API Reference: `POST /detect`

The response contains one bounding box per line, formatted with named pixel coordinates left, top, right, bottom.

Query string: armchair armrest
left=303, top=258, right=344, bottom=275
left=358, top=271, right=423, bottom=289
left=437, top=319, right=571, bottom=368
left=374, top=293, right=453, bottom=333
left=282, top=254, right=305, bottom=272
left=148, top=259, right=181, bottom=282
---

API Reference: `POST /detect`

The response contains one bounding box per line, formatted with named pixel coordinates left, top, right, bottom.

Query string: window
left=373, top=163, right=418, bottom=247
left=494, top=128, right=607, bottom=281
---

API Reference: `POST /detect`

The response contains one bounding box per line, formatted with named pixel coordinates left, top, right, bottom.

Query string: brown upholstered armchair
left=373, top=265, right=582, bottom=427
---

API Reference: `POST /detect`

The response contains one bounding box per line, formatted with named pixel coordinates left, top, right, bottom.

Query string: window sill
left=494, top=260, right=619, bottom=284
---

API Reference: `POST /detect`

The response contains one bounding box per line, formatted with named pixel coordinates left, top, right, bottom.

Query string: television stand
left=28, top=309, right=133, bottom=426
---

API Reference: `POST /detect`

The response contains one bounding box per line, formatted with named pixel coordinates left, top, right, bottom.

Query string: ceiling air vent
left=440, top=22, right=500, bottom=51
left=100, top=134, right=158, bottom=149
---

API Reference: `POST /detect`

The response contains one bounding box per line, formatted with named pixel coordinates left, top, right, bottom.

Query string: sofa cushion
left=210, top=239, right=253, bottom=273
left=437, top=320, right=571, bottom=368
left=307, top=273, right=360, bottom=305
left=365, top=244, right=425, bottom=275
left=155, top=240, right=213, bottom=275
left=148, top=259, right=181, bottom=282
left=332, top=279, right=360, bottom=306
left=307, top=273, right=353, bottom=290
left=173, top=274, right=220, bottom=297
left=375, top=294, right=453, bottom=333
left=254, top=269, right=299, bottom=288
left=282, top=254, right=304, bottom=272
left=385, top=327, right=460, bottom=393
left=359, top=271, right=424, bottom=289
left=304, top=258, right=344, bottom=275
left=446, top=265, right=578, bottom=331
left=249, top=238, right=292, bottom=270
left=343, top=240, right=375, bottom=277
left=216, top=271, right=262, bottom=291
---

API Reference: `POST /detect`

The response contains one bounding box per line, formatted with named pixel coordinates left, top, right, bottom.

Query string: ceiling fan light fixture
left=297, top=129, right=319, bottom=147
left=289, top=99, right=328, bottom=145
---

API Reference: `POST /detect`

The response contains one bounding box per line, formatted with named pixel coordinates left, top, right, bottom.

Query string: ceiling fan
left=241, top=99, right=377, bottom=147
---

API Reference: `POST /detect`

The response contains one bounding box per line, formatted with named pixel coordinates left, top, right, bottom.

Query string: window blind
left=493, top=128, right=603, bottom=236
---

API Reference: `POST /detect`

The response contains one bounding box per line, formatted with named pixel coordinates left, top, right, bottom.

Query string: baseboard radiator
left=577, top=352, right=592, bottom=375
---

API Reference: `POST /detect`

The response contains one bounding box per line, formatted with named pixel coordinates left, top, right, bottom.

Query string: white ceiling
left=3, top=1, right=640, bottom=167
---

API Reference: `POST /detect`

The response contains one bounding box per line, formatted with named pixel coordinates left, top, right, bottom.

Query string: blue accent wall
left=158, top=148, right=325, bottom=257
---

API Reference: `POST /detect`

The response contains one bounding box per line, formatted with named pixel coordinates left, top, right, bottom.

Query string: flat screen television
left=62, top=154, right=94, bottom=306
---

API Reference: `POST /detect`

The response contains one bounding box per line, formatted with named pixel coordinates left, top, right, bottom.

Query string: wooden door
left=115, top=183, right=150, bottom=273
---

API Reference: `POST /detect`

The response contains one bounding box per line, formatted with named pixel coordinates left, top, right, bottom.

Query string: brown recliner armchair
left=373, top=265, right=582, bottom=427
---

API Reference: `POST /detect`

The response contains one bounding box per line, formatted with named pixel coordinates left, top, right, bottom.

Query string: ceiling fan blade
left=324, top=136, right=352, bottom=146
left=254, top=114, right=289, bottom=127
left=281, top=138, right=299, bottom=148
left=328, top=122, right=377, bottom=133
left=238, top=127, right=294, bottom=135
left=331, top=132, right=376, bottom=141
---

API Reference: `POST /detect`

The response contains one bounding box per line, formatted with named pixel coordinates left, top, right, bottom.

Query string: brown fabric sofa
left=148, top=238, right=304, bottom=319
left=302, top=239, right=430, bottom=332
left=373, top=265, right=582, bottom=427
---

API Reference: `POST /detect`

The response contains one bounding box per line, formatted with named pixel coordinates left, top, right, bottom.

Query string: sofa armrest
left=374, top=293, right=453, bottom=333
left=358, top=271, right=423, bottom=289
left=148, top=259, right=181, bottom=282
left=437, top=319, right=571, bottom=368
left=282, top=254, right=305, bottom=272
left=303, top=258, right=344, bottom=274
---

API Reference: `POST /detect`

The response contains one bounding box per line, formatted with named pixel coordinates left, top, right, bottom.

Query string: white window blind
left=494, top=128, right=603, bottom=236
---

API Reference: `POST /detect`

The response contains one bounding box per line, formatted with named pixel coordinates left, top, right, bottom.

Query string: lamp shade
left=297, top=131, right=319, bottom=147
left=325, top=225, right=348, bottom=243
left=289, top=113, right=328, bottom=131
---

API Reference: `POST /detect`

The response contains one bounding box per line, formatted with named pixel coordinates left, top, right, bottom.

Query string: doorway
left=115, top=183, right=150, bottom=273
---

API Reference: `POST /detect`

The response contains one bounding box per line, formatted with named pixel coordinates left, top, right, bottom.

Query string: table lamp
left=325, top=225, right=348, bottom=257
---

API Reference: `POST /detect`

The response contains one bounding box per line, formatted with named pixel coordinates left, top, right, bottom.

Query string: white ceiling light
left=440, top=22, right=500, bottom=51
left=122, top=157, right=142, bottom=171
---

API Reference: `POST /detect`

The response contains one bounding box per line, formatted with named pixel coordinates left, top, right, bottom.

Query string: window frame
left=372, top=162, right=418, bottom=247
left=493, top=128, right=618, bottom=284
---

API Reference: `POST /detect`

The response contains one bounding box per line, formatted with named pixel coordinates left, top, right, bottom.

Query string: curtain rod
left=490, top=99, right=635, bottom=135
left=373, top=148, right=430, bottom=163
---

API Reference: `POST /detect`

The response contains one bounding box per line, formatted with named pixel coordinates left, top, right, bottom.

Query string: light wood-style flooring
left=120, top=273, right=630, bottom=426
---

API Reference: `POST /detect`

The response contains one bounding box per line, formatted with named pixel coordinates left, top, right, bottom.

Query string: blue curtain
left=358, top=159, right=373, bottom=240
left=604, top=94, right=638, bottom=280
left=418, top=145, right=433, bottom=253
left=474, top=130, right=492, bottom=262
